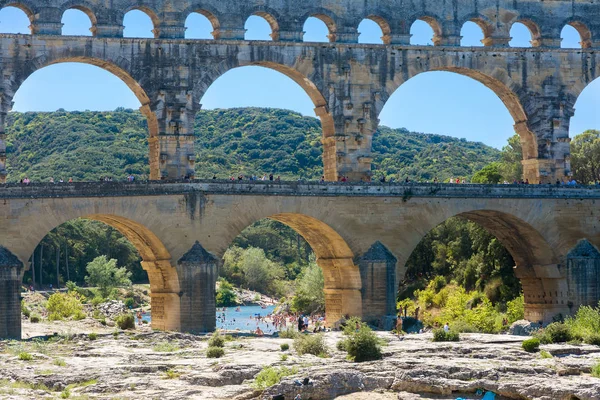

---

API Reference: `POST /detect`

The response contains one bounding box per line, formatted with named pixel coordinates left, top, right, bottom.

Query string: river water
left=141, top=305, right=278, bottom=333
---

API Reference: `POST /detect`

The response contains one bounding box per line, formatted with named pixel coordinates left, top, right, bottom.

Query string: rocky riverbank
left=1, top=320, right=599, bottom=399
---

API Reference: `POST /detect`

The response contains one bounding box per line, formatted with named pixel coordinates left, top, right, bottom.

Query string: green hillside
left=5, top=107, right=500, bottom=182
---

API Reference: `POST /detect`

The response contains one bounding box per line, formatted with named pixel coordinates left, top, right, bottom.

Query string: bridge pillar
left=318, top=257, right=362, bottom=327
left=176, top=242, right=217, bottom=333
left=357, top=242, right=398, bottom=329
left=0, top=247, right=23, bottom=339
left=141, top=90, right=198, bottom=180
left=518, top=95, right=573, bottom=183
left=326, top=94, right=378, bottom=182
left=0, top=92, right=13, bottom=183
left=565, top=240, right=600, bottom=311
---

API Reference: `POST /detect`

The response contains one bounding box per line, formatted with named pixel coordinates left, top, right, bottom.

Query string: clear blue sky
left=0, top=7, right=597, bottom=149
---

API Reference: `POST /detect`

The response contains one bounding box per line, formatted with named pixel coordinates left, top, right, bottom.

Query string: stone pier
left=0, top=247, right=23, bottom=339
left=176, top=242, right=218, bottom=334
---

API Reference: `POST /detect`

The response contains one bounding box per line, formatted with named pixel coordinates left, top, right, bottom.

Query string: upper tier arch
left=0, top=0, right=595, bottom=46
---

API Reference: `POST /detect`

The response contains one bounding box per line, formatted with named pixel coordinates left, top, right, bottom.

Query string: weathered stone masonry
left=0, top=0, right=599, bottom=182
left=1, top=181, right=600, bottom=338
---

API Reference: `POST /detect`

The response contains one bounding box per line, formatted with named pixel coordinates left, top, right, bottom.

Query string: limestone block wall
left=3, top=182, right=600, bottom=335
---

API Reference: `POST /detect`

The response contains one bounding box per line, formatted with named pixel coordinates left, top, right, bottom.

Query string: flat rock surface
left=1, top=322, right=599, bottom=399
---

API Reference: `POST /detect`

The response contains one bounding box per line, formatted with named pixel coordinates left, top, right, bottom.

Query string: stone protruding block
left=566, top=239, right=600, bottom=311
left=357, top=241, right=397, bottom=328
left=0, top=246, right=23, bottom=339
left=176, top=241, right=217, bottom=334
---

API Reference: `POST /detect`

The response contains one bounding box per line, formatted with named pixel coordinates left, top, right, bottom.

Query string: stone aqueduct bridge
left=1, top=181, right=600, bottom=338
left=1, top=0, right=600, bottom=183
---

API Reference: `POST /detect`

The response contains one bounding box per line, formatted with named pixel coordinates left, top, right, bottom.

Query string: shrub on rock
left=522, top=337, right=540, bottom=353
left=294, top=334, right=328, bottom=357
left=30, top=314, right=40, bottom=323
left=432, top=328, right=460, bottom=342
left=208, top=332, right=225, bottom=348
left=280, top=343, right=289, bottom=351
left=115, top=313, right=135, bottom=330
left=207, top=346, right=225, bottom=358
left=342, top=326, right=382, bottom=362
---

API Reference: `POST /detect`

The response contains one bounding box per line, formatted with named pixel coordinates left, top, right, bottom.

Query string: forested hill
left=5, top=107, right=500, bottom=182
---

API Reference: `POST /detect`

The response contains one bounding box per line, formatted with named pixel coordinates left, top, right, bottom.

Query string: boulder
left=509, top=320, right=541, bottom=336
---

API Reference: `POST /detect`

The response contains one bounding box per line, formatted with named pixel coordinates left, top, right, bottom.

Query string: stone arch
left=122, top=5, right=160, bottom=38
left=1, top=2, right=34, bottom=25
left=382, top=66, right=537, bottom=161
left=401, top=208, right=560, bottom=322
left=562, top=20, right=592, bottom=49
left=10, top=55, right=160, bottom=177
left=25, top=213, right=180, bottom=330
left=195, top=60, right=334, bottom=178
left=60, top=3, right=98, bottom=36
left=223, top=213, right=362, bottom=326
left=460, top=15, right=494, bottom=46
left=408, top=14, right=443, bottom=45
left=0, top=2, right=33, bottom=34
left=247, top=10, right=280, bottom=40
left=184, top=7, right=220, bottom=39
left=512, top=18, right=543, bottom=47
left=362, top=15, right=392, bottom=44
left=301, top=10, right=338, bottom=42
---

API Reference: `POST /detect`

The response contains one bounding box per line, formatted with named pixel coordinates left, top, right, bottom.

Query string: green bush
left=522, top=338, right=540, bottom=353
left=18, top=352, right=33, bottom=361
left=565, top=304, right=600, bottom=343
left=216, top=279, right=238, bottom=307
left=336, top=340, right=347, bottom=351
left=342, top=316, right=365, bottom=336
left=585, top=332, right=600, bottom=346
left=280, top=343, right=289, bottom=351
left=294, top=334, right=328, bottom=357
left=124, top=297, right=135, bottom=309
left=540, top=350, right=552, bottom=359
left=88, top=333, right=98, bottom=341
left=30, top=314, right=41, bottom=323
left=90, top=296, right=105, bottom=306
left=21, top=301, right=31, bottom=318
left=46, top=293, right=86, bottom=321
left=253, top=366, right=298, bottom=389
left=536, top=323, right=572, bottom=344
left=432, top=328, right=460, bottom=342
left=206, top=346, right=225, bottom=358
left=65, top=281, right=77, bottom=293
left=115, top=313, right=135, bottom=330
left=592, top=362, right=600, bottom=378
left=208, top=332, right=225, bottom=348
left=342, top=326, right=382, bottom=362
left=279, top=328, right=299, bottom=339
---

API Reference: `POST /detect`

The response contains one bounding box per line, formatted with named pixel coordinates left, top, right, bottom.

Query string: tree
left=571, top=130, right=600, bottom=184
left=85, top=255, right=132, bottom=298
left=216, top=279, right=238, bottom=307
left=291, top=261, right=325, bottom=314
left=498, top=134, right=523, bottom=182
left=471, top=162, right=502, bottom=184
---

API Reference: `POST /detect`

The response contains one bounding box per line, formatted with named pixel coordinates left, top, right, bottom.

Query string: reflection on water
left=141, top=305, right=277, bottom=333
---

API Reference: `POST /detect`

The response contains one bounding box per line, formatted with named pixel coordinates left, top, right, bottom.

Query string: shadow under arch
left=29, top=214, right=180, bottom=330
left=11, top=56, right=162, bottom=178
left=226, top=213, right=362, bottom=326
left=196, top=61, right=338, bottom=179
left=382, top=67, right=538, bottom=161
left=403, top=208, right=561, bottom=322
